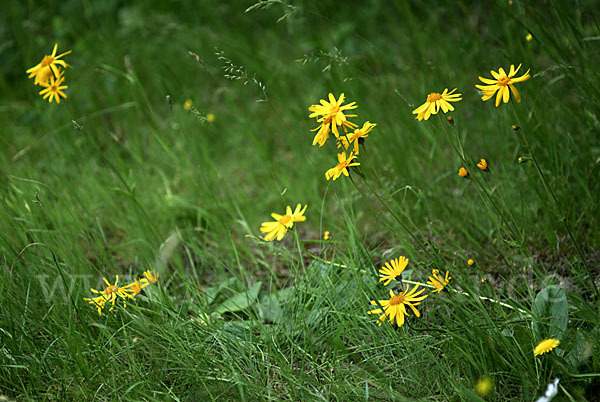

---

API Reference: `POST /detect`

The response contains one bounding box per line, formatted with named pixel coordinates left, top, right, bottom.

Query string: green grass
left=1, top=0, right=600, bottom=400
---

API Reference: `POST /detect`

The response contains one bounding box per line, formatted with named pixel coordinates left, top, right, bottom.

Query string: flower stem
left=510, top=103, right=599, bottom=301
left=438, top=117, right=523, bottom=242
left=354, top=171, right=444, bottom=266
left=401, top=279, right=529, bottom=315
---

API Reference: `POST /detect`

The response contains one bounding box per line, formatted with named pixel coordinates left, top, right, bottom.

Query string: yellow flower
left=84, top=276, right=133, bottom=315
left=206, top=113, right=215, bottom=123
left=367, top=284, right=428, bottom=327
left=338, top=121, right=376, bottom=155
left=427, top=269, right=451, bottom=293
left=38, top=71, right=68, bottom=104
left=323, top=231, right=330, bottom=240
left=412, top=88, right=462, bottom=121
left=123, top=278, right=149, bottom=296
left=260, top=204, right=307, bottom=241
left=183, top=99, right=193, bottom=111
left=26, top=43, right=71, bottom=85
left=467, top=258, right=475, bottom=266
left=458, top=167, right=468, bottom=178
left=475, top=376, right=493, bottom=397
left=475, top=64, right=530, bottom=107
left=534, top=338, right=560, bottom=356
left=143, top=270, right=159, bottom=284
left=83, top=295, right=108, bottom=316
left=35, top=67, right=56, bottom=86
left=477, top=158, right=488, bottom=171
left=526, top=33, right=533, bottom=41
left=325, top=152, right=360, bottom=181
left=308, top=93, right=358, bottom=146
left=378, top=256, right=409, bottom=286
left=481, top=277, right=488, bottom=284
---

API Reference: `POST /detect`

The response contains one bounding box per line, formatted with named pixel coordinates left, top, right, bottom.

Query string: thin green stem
left=438, top=117, right=523, bottom=242
left=510, top=104, right=599, bottom=300
left=354, top=171, right=442, bottom=265
left=402, top=279, right=529, bottom=314
left=292, top=229, right=305, bottom=270
left=360, top=148, right=444, bottom=264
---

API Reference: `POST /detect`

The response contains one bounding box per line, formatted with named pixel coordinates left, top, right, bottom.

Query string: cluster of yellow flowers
left=83, top=270, right=159, bottom=316
left=412, top=64, right=529, bottom=179
left=411, top=63, right=530, bottom=121
left=26, top=43, right=71, bottom=103
left=308, top=93, right=376, bottom=181
left=367, top=256, right=451, bottom=327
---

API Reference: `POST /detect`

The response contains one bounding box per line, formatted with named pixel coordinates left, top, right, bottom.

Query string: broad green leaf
left=532, top=286, right=568, bottom=338
left=204, top=277, right=238, bottom=305
left=258, top=287, right=294, bottom=323
left=213, top=282, right=262, bottom=315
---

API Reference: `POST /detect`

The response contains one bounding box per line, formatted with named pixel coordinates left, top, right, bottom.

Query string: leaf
left=532, top=286, right=568, bottom=338
left=204, top=277, right=238, bottom=305
left=564, top=328, right=587, bottom=369
left=213, top=282, right=262, bottom=315
left=258, top=287, right=294, bottom=323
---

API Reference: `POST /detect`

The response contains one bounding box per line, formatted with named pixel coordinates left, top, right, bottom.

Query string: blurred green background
left=1, top=0, right=600, bottom=399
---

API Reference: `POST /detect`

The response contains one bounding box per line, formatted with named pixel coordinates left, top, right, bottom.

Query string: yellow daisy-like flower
left=459, top=167, right=468, bottom=178
left=367, top=284, right=428, bottom=327
left=412, top=88, right=462, bottom=121
left=323, top=231, right=330, bottom=240
left=534, top=338, right=560, bottom=356
left=526, top=33, right=533, bottom=41
left=427, top=269, right=451, bottom=293
left=183, top=99, right=193, bottom=111
left=475, top=64, right=531, bottom=107
left=260, top=204, right=307, bottom=241
left=378, top=256, right=409, bottom=286
left=123, top=278, right=149, bottom=296
left=83, top=295, right=108, bottom=316
left=84, top=276, right=133, bottom=315
left=38, top=71, right=68, bottom=104
left=35, top=67, right=56, bottom=86
left=337, top=121, right=376, bottom=155
left=143, top=270, right=159, bottom=284
left=26, top=43, right=71, bottom=85
left=467, top=258, right=475, bottom=266
left=206, top=113, right=215, bottom=123
left=309, top=93, right=358, bottom=146
left=477, top=158, right=488, bottom=171
left=325, top=151, right=360, bottom=181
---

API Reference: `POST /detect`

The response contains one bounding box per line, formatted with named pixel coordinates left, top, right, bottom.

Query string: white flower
left=535, top=378, right=559, bottom=402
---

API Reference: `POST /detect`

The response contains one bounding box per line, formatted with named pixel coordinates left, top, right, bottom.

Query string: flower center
left=278, top=215, right=292, bottom=225
left=389, top=294, right=405, bottom=305
left=41, top=55, right=54, bottom=67
left=498, top=77, right=510, bottom=86
left=426, top=93, right=442, bottom=102
left=105, top=285, right=117, bottom=295
left=51, top=84, right=58, bottom=91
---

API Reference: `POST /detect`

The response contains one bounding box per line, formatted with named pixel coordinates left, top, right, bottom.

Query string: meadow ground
left=1, top=0, right=600, bottom=400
